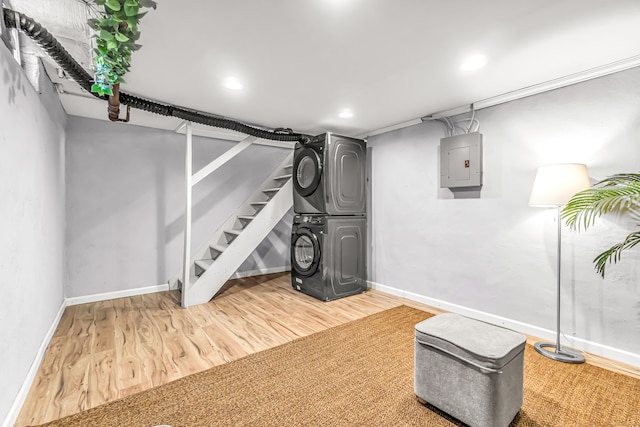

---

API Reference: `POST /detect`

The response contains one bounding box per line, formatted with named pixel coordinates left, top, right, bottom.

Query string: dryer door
left=291, top=229, right=321, bottom=277
left=293, top=148, right=322, bottom=197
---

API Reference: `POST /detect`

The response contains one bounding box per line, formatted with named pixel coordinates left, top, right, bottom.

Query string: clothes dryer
left=293, top=133, right=366, bottom=215
left=291, top=214, right=366, bottom=301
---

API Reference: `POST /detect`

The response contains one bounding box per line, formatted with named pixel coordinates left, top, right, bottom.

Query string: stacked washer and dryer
left=290, top=133, right=367, bottom=301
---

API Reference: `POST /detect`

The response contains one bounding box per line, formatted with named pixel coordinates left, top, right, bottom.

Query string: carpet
left=36, top=305, right=640, bottom=427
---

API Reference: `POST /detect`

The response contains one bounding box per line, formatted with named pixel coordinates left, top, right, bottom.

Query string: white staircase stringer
left=170, top=151, right=293, bottom=291
left=182, top=179, right=293, bottom=307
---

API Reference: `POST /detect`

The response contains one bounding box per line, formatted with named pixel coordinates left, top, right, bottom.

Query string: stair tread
left=210, top=243, right=228, bottom=252
left=225, top=229, right=241, bottom=236
left=238, top=215, right=255, bottom=220
left=274, top=174, right=292, bottom=180
left=263, top=187, right=280, bottom=193
left=251, top=201, right=268, bottom=205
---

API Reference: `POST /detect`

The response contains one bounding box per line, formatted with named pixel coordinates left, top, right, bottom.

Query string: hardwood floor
left=15, top=273, right=405, bottom=426
left=14, top=272, right=640, bottom=426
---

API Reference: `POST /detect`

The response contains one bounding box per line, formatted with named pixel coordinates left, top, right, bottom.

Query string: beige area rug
left=37, top=305, right=640, bottom=427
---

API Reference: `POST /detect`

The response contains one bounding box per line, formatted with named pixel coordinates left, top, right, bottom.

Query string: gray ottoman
left=414, top=313, right=526, bottom=427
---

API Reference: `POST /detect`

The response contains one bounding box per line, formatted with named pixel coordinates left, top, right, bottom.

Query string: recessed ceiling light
left=224, top=78, right=243, bottom=90
left=460, top=54, right=487, bottom=71
left=338, top=110, right=353, bottom=119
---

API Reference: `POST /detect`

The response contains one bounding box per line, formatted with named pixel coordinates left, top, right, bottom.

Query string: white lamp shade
left=529, top=163, right=590, bottom=207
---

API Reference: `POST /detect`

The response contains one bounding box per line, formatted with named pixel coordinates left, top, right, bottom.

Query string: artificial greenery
left=88, top=0, right=157, bottom=97
left=562, top=173, right=640, bottom=278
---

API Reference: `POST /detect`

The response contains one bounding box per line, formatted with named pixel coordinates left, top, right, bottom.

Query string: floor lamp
left=529, top=163, right=590, bottom=363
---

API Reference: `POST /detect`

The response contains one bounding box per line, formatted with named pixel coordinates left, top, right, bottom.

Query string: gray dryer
left=293, top=133, right=366, bottom=215
left=291, top=214, right=367, bottom=301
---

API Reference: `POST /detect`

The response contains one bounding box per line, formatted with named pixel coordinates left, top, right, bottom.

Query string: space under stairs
left=173, top=152, right=293, bottom=307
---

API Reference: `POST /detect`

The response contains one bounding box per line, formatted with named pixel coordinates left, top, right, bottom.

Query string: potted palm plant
left=562, top=173, right=640, bottom=277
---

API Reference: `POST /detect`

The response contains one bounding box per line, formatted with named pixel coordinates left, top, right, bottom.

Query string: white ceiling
left=8, top=0, right=640, bottom=139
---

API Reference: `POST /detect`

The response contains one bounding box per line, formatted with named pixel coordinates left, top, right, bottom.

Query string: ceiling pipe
left=363, top=54, right=640, bottom=139
left=425, top=54, right=640, bottom=120
left=3, top=7, right=312, bottom=143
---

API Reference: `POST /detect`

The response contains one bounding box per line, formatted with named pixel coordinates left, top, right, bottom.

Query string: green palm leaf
left=561, top=173, right=640, bottom=278
left=593, top=231, right=640, bottom=278
left=562, top=174, right=640, bottom=230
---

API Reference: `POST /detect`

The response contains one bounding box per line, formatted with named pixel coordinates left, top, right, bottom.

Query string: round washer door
left=291, top=229, right=321, bottom=277
left=293, top=148, right=322, bottom=197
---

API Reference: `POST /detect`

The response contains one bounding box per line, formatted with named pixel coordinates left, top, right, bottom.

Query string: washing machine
left=291, top=214, right=367, bottom=301
left=293, top=132, right=366, bottom=215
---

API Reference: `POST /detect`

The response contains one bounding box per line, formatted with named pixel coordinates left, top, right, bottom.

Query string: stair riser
left=195, top=265, right=206, bottom=277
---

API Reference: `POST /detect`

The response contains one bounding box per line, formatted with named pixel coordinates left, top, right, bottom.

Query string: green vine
left=88, top=0, right=157, bottom=97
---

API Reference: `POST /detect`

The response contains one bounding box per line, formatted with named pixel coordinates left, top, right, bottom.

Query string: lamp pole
left=529, top=163, right=590, bottom=363
left=533, top=206, right=584, bottom=363
left=555, top=205, right=562, bottom=353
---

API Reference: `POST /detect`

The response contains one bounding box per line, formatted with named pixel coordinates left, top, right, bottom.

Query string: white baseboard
left=65, top=268, right=291, bottom=305
left=2, top=299, right=68, bottom=427
left=368, top=280, right=640, bottom=369
left=66, top=283, right=170, bottom=306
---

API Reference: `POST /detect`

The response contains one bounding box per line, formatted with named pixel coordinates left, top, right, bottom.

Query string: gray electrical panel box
left=440, top=132, right=483, bottom=188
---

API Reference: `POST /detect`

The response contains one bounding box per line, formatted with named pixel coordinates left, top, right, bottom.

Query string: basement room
left=1, top=1, right=639, bottom=426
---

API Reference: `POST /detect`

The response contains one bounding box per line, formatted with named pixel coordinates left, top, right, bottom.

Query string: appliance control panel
left=300, top=215, right=326, bottom=225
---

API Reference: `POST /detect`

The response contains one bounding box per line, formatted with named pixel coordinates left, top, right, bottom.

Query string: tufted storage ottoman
left=414, top=313, right=526, bottom=427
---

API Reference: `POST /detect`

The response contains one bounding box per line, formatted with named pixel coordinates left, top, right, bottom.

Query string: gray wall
left=65, top=117, right=292, bottom=298
left=368, top=66, right=640, bottom=356
left=0, top=44, right=67, bottom=423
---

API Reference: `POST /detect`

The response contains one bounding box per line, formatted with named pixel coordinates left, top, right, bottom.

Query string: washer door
left=291, top=229, right=321, bottom=277
left=293, top=148, right=322, bottom=197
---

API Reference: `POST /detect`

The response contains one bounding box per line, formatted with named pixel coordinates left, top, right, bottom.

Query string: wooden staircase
left=172, top=152, right=293, bottom=307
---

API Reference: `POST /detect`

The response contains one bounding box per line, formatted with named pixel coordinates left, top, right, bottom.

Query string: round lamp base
left=534, top=342, right=585, bottom=364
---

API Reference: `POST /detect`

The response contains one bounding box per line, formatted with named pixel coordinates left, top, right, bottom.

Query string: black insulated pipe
left=3, top=7, right=311, bottom=143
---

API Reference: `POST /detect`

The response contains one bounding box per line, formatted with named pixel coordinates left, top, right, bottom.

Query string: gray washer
left=293, top=133, right=366, bottom=215
left=291, top=214, right=367, bottom=301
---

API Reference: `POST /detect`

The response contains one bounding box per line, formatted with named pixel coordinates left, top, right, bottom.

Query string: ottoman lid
left=415, top=313, right=526, bottom=371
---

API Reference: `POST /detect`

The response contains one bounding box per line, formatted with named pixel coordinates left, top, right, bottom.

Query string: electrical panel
left=440, top=132, right=483, bottom=188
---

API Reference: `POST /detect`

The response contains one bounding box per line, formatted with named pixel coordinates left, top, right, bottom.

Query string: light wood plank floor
left=15, top=272, right=640, bottom=426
